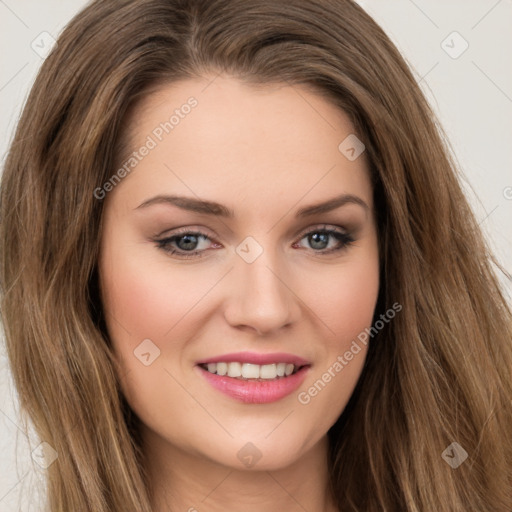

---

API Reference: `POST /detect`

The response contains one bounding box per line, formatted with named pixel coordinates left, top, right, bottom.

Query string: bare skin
left=99, top=75, right=379, bottom=512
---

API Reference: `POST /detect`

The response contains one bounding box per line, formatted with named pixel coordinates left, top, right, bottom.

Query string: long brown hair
left=1, top=0, right=511, bottom=510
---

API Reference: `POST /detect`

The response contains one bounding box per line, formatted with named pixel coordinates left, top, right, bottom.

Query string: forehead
left=108, top=75, right=373, bottom=216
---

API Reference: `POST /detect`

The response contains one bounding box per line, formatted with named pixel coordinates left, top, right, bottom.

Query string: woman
left=1, top=0, right=511, bottom=511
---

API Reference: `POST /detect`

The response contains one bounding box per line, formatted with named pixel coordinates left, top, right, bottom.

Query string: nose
left=223, top=247, right=301, bottom=336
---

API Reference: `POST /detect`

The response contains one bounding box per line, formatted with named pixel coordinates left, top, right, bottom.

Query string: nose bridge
left=224, top=236, right=298, bottom=334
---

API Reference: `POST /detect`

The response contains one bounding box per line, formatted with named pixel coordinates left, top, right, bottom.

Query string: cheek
left=314, top=250, right=380, bottom=349
left=100, top=239, right=217, bottom=346
left=98, top=242, right=212, bottom=436
left=295, top=248, right=379, bottom=424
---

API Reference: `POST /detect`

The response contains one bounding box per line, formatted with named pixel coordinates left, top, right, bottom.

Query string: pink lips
left=195, top=351, right=311, bottom=404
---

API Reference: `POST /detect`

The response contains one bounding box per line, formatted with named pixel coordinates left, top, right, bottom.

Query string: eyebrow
left=135, top=193, right=369, bottom=217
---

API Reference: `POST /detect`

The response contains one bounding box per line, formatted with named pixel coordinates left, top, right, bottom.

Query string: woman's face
left=99, top=76, right=379, bottom=470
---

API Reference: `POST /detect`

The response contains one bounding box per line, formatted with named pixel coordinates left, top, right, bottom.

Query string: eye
left=155, top=229, right=217, bottom=259
left=293, top=225, right=355, bottom=254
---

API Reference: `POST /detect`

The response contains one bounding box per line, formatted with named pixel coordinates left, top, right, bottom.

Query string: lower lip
left=196, top=365, right=310, bottom=404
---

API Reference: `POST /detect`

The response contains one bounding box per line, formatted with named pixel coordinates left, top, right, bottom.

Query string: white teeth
left=227, top=362, right=242, bottom=378
left=260, top=364, right=277, bottom=379
left=202, top=361, right=302, bottom=379
left=241, top=363, right=260, bottom=379
left=216, top=362, right=228, bottom=376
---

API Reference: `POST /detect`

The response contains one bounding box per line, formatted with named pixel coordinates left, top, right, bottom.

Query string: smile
left=195, top=352, right=311, bottom=404
left=199, top=362, right=300, bottom=380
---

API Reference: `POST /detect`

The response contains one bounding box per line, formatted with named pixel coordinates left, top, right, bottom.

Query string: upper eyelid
left=156, top=224, right=349, bottom=242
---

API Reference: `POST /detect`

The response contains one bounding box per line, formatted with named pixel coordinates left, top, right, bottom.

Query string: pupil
left=310, top=232, right=328, bottom=250
left=178, top=234, right=198, bottom=250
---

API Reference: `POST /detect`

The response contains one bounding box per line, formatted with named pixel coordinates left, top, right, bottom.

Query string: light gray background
left=1, top=0, right=511, bottom=509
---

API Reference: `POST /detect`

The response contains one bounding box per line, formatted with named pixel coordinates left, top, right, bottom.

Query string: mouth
left=195, top=353, right=311, bottom=404
left=198, top=361, right=305, bottom=380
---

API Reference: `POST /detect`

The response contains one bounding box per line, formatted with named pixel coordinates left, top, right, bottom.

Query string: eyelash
left=154, top=225, right=355, bottom=259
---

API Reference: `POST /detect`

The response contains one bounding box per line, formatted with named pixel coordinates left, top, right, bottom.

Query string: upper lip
left=196, top=351, right=311, bottom=366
